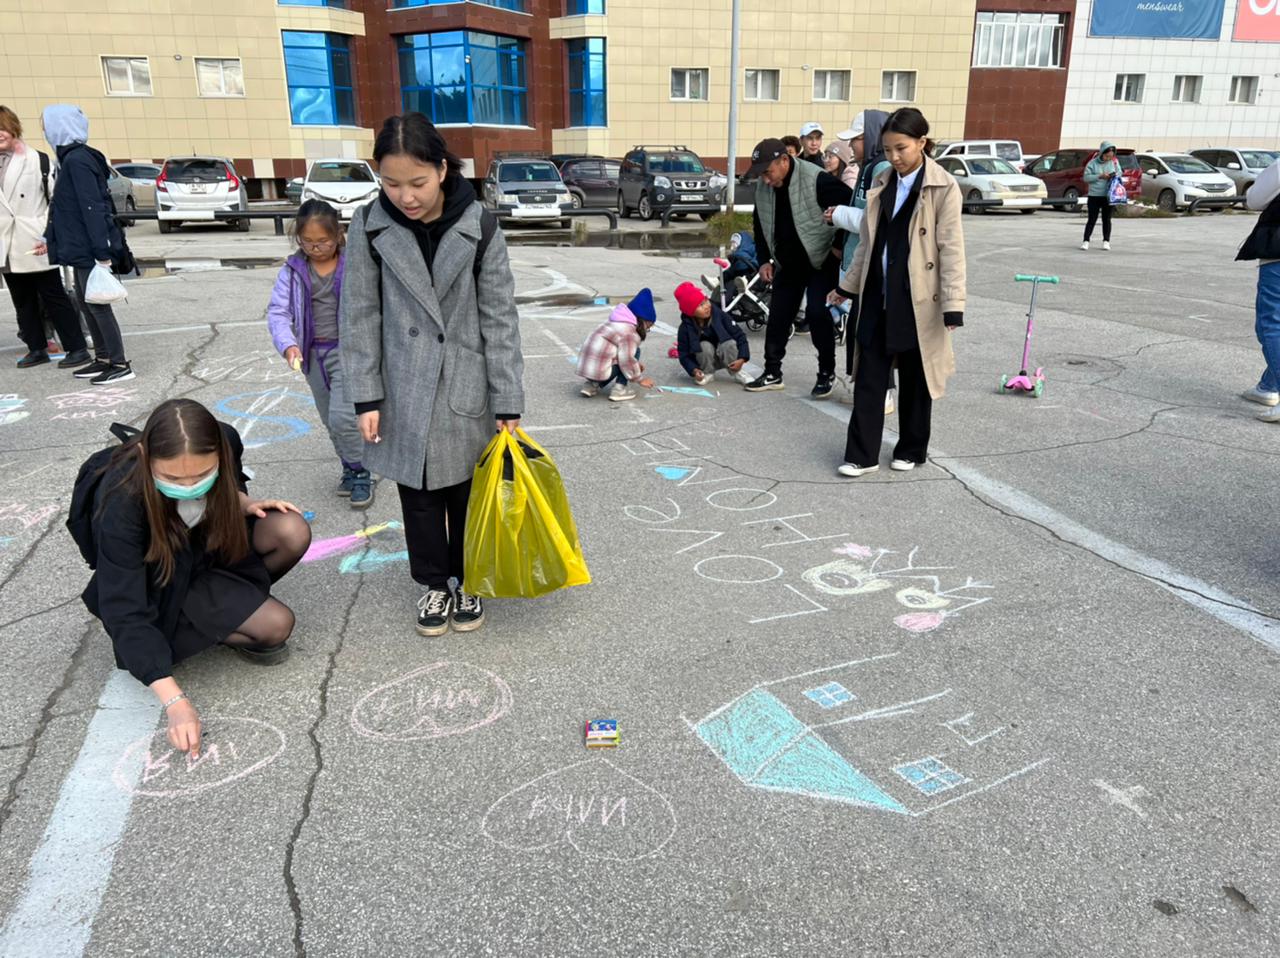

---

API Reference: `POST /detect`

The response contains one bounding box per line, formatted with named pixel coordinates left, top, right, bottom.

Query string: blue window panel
left=566, top=37, right=606, bottom=127
left=280, top=0, right=348, bottom=8
left=893, top=758, right=969, bottom=796
left=399, top=31, right=527, bottom=127
left=567, top=0, right=606, bottom=13
left=283, top=31, right=355, bottom=126
left=391, top=0, right=526, bottom=12
left=802, top=681, right=854, bottom=709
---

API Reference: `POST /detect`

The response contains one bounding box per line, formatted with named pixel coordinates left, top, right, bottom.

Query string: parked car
left=286, top=177, right=304, bottom=204
left=115, top=162, right=160, bottom=207
left=155, top=156, right=249, bottom=233
left=480, top=157, right=574, bottom=227
left=302, top=159, right=379, bottom=219
left=559, top=157, right=621, bottom=209
left=1136, top=153, right=1236, bottom=211
left=550, top=153, right=603, bottom=167
left=105, top=166, right=138, bottom=226
left=618, top=145, right=725, bottom=222
left=935, top=155, right=1047, bottom=213
left=1188, top=148, right=1280, bottom=194
left=1023, top=148, right=1143, bottom=206
left=934, top=139, right=1028, bottom=171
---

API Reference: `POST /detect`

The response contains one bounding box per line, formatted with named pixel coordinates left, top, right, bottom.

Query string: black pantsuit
left=5, top=267, right=87, bottom=354
left=397, top=477, right=471, bottom=590
left=845, top=315, right=932, bottom=467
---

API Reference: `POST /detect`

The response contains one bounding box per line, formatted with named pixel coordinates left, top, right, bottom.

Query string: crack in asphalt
left=0, top=594, right=84, bottom=634
left=0, top=619, right=95, bottom=842
left=282, top=566, right=366, bottom=958
left=938, top=404, right=1174, bottom=461
left=0, top=511, right=70, bottom=595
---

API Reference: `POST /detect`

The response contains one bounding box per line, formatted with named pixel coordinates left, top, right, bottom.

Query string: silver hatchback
left=155, top=156, right=250, bottom=233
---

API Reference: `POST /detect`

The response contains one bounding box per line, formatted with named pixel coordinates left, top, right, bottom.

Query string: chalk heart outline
left=351, top=661, right=513, bottom=743
left=481, top=757, right=678, bottom=862
left=112, top=716, right=286, bottom=799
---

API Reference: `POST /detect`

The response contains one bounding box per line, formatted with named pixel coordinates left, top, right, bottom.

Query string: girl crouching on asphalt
left=267, top=199, right=373, bottom=507
left=576, top=288, right=657, bottom=401
left=830, top=107, right=966, bottom=478
left=79, top=398, right=311, bottom=756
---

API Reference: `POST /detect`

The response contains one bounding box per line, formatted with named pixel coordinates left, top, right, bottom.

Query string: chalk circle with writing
left=112, top=716, right=286, bottom=798
left=351, top=661, right=513, bottom=742
left=482, top=758, right=678, bottom=862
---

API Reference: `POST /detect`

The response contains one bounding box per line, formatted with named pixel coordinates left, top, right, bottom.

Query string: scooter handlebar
left=713, top=258, right=730, bottom=268
left=1014, top=274, right=1060, bottom=284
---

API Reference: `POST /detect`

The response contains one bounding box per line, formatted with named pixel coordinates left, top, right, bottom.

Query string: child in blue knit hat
left=575, top=288, right=657, bottom=402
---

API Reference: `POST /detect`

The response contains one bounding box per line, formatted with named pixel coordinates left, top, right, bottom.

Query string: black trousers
left=397, top=477, right=471, bottom=591
left=764, top=256, right=839, bottom=378
left=5, top=268, right=88, bottom=354
left=845, top=320, right=932, bottom=467
left=1083, top=197, right=1112, bottom=242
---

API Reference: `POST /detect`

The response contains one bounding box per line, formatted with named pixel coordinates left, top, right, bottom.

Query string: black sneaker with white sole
left=74, top=359, right=111, bottom=379
left=416, top=588, right=453, bottom=636
left=744, top=373, right=784, bottom=392
left=451, top=590, right=485, bottom=632
left=810, top=374, right=834, bottom=400
left=90, top=362, right=134, bottom=385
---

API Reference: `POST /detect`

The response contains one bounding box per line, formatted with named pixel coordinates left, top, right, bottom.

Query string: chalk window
left=894, top=757, right=968, bottom=795
left=803, top=681, right=855, bottom=709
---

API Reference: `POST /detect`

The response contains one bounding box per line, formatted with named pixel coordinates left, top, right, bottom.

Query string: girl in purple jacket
left=267, top=200, right=372, bottom=506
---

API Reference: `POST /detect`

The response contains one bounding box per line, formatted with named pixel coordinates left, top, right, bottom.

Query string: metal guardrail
left=1186, top=196, right=1247, bottom=215
left=120, top=206, right=622, bottom=233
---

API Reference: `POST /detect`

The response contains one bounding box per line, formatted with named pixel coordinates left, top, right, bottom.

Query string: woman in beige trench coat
left=830, top=107, right=966, bottom=478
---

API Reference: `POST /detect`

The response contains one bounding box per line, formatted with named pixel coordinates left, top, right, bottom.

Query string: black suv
left=618, top=145, right=725, bottom=221
left=560, top=157, right=621, bottom=209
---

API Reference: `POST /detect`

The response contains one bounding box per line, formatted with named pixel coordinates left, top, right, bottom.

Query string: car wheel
left=237, top=217, right=251, bottom=232
left=1158, top=189, right=1177, bottom=213
left=570, top=192, right=584, bottom=209
left=637, top=193, right=653, bottom=221
left=700, top=212, right=715, bottom=222
left=560, top=219, right=572, bottom=229
left=1020, top=208, right=1037, bottom=215
left=157, top=218, right=173, bottom=234
left=122, top=196, right=137, bottom=228
left=1063, top=186, right=1080, bottom=205
left=674, top=212, right=688, bottom=221
left=617, top=192, right=631, bottom=218
left=965, top=189, right=983, bottom=214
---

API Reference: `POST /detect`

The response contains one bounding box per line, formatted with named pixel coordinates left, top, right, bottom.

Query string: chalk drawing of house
left=690, top=652, right=1049, bottom=816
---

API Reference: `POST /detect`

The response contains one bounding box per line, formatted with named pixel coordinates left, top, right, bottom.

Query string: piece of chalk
left=290, top=357, right=302, bottom=371
left=303, top=511, right=316, bottom=522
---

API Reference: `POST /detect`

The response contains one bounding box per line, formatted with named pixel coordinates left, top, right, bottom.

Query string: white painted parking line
left=0, top=671, right=156, bottom=958
left=803, top=399, right=1280, bottom=653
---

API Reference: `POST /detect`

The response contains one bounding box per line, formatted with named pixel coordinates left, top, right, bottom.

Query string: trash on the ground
left=585, top=718, right=619, bottom=749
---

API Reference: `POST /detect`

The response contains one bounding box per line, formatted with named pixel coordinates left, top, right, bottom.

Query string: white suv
left=155, top=156, right=250, bottom=233
left=934, top=140, right=1028, bottom=172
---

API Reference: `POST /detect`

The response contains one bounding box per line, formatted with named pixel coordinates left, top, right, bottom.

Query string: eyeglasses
left=300, top=239, right=337, bottom=251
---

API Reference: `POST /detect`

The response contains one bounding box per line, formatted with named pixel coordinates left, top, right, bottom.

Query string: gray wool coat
left=340, top=199, right=525, bottom=490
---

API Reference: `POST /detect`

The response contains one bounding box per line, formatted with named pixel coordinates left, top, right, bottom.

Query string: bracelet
left=162, top=693, right=187, bottom=710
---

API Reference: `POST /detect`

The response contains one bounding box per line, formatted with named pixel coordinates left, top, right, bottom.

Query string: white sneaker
left=1079, top=241, right=1089, bottom=251
left=580, top=382, right=601, bottom=398
left=608, top=384, right=637, bottom=402
left=700, top=273, right=717, bottom=291
left=1242, top=386, right=1280, bottom=407
left=1102, top=241, right=1111, bottom=251
left=837, top=463, right=879, bottom=478
left=1258, top=406, right=1280, bottom=423
left=884, top=388, right=896, bottom=416
left=890, top=459, right=916, bottom=472
left=734, top=369, right=753, bottom=385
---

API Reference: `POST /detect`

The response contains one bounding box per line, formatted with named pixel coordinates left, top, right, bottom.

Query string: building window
left=1230, top=75, right=1260, bottom=105
left=399, top=32, right=528, bottom=127
left=1113, top=73, right=1145, bottom=103
left=894, top=757, right=968, bottom=796
left=283, top=32, right=354, bottom=126
left=972, top=12, right=1065, bottom=69
left=671, top=68, right=708, bottom=101
left=566, top=0, right=605, bottom=13
left=744, top=69, right=780, bottom=102
left=813, top=69, right=850, bottom=102
left=567, top=38, right=606, bottom=127
left=195, top=58, right=245, bottom=97
left=881, top=70, right=916, bottom=102
left=391, top=0, right=526, bottom=11
left=102, top=57, right=152, bottom=96
left=803, top=682, right=855, bottom=709
left=279, top=0, right=349, bottom=7
left=1171, top=75, right=1202, bottom=104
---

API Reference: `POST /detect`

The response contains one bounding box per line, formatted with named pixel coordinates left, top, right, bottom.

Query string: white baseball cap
left=837, top=113, right=865, bottom=141
left=799, top=121, right=824, bottom=138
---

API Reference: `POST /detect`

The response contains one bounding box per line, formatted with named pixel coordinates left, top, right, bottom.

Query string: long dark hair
left=882, top=107, right=936, bottom=158
left=291, top=199, right=344, bottom=251
left=108, top=399, right=248, bottom=585
left=373, top=113, right=463, bottom=176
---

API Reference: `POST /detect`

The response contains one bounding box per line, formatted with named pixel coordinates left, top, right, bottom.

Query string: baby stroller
left=700, top=232, right=774, bottom=332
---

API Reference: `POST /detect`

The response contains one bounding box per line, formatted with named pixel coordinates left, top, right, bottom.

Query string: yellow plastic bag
left=463, top=428, right=591, bottom=598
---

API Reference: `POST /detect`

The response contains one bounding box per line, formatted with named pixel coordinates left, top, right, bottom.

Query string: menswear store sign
left=1089, top=0, right=1225, bottom=38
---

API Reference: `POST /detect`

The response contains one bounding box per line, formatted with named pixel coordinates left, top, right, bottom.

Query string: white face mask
left=175, top=497, right=207, bottom=529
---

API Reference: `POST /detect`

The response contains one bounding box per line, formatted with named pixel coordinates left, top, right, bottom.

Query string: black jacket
left=676, top=304, right=750, bottom=375
left=46, top=143, right=124, bottom=268
left=81, top=423, right=252, bottom=685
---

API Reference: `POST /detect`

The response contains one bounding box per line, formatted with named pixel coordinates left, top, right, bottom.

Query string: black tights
left=223, top=512, right=311, bottom=650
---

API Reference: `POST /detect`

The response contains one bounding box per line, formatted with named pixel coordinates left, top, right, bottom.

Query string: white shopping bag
left=84, top=263, right=128, bottom=305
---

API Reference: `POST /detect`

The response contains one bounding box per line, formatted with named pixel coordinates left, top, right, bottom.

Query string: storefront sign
left=1089, top=0, right=1225, bottom=39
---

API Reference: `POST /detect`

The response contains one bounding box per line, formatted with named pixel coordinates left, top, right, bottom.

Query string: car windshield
left=165, top=159, right=229, bottom=181
left=1162, top=155, right=1215, bottom=174
left=967, top=158, right=1020, bottom=176
left=1117, top=153, right=1139, bottom=171
left=310, top=162, right=375, bottom=184
left=648, top=153, right=705, bottom=174
left=499, top=163, right=560, bottom=183
left=1243, top=150, right=1280, bottom=169
left=996, top=142, right=1022, bottom=162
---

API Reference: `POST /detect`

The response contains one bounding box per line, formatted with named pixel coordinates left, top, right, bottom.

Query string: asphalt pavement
left=0, top=208, right=1277, bottom=957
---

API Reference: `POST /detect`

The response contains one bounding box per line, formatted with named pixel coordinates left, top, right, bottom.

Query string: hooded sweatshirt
left=40, top=104, right=121, bottom=267
left=378, top=173, right=478, bottom=276
left=42, top=104, right=89, bottom=148
left=577, top=303, right=646, bottom=383
left=1084, top=142, right=1121, bottom=198
left=832, top=110, right=893, bottom=272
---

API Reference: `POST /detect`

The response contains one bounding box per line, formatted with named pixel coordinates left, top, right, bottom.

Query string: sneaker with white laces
left=837, top=463, right=879, bottom=478
left=608, top=384, right=636, bottom=402
left=580, top=381, right=601, bottom=398
left=1079, top=241, right=1089, bottom=251
left=451, top=590, right=485, bottom=632
left=1258, top=406, right=1280, bottom=423
left=90, top=362, right=135, bottom=385
left=1242, top=386, right=1280, bottom=407
left=1102, top=241, right=1112, bottom=251
left=74, top=359, right=111, bottom=380
left=744, top=372, right=784, bottom=392
left=416, top=589, right=453, bottom=637
left=890, top=459, right=916, bottom=472
left=885, top=388, right=896, bottom=415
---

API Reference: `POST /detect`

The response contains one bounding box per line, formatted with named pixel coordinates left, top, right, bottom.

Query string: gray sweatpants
left=305, top=345, right=364, bottom=469
left=697, top=339, right=740, bottom=375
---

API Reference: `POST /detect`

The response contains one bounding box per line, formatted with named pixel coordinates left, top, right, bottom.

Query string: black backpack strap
left=361, top=200, right=383, bottom=267
left=473, top=208, right=497, bottom=280
left=38, top=150, right=50, bottom=204
left=109, top=422, right=140, bottom=444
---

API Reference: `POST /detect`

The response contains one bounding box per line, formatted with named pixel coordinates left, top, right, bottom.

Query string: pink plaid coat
left=576, top=305, right=644, bottom=382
